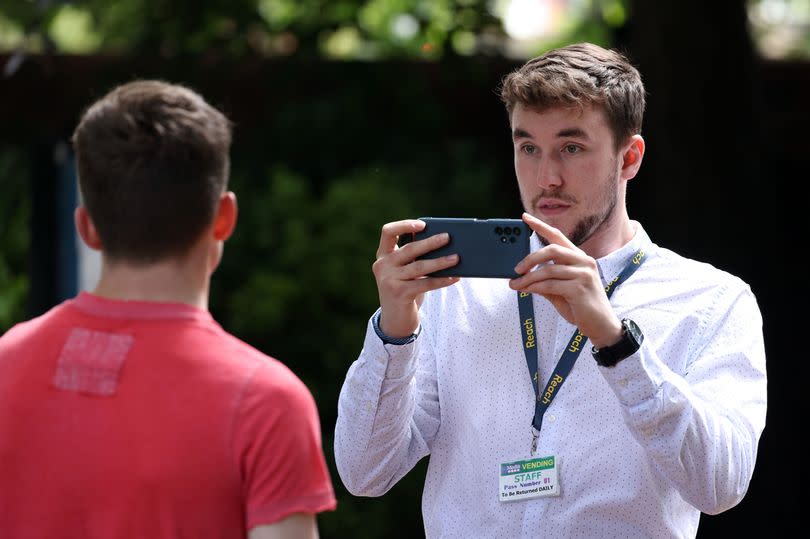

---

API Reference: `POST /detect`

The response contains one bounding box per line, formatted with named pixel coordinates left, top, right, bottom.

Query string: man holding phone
left=334, top=43, right=766, bottom=537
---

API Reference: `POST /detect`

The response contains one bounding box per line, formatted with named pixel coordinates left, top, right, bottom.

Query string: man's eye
left=522, top=144, right=537, bottom=155
left=564, top=144, right=580, bottom=154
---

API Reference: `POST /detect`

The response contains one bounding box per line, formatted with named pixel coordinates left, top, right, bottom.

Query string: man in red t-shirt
left=0, top=81, right=336, bottom=538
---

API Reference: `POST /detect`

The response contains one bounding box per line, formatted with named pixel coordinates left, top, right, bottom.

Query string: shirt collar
left=71, top=291, right=214, bottom=322
left=594, top=221, right=653, bottom=285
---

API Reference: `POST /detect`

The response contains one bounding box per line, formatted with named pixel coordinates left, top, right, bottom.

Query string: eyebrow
left=511, top=126, right=591, bottom=140
left=512, top=127, right=532, bottom=140
left=556, top=127, right=590, bottom=140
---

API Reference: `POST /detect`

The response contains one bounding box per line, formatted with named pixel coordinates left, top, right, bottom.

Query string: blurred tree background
left=1, top=0, right=807, bottom=536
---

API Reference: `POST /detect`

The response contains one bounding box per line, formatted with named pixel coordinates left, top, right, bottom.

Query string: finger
left=510, top=278, right=572, bottom=299
left=389, top=230, right=452, bottom=265
left=509, top=262, right=584, bottom=291
left=399, top=253, right=459, bottom=280
left=522, top=212, right=576, bottom=249
left=377, top=219, right=426, bottom=258
left=514, top=243, right=589, bottom=275
left=373, top=243, right=458, bottom=294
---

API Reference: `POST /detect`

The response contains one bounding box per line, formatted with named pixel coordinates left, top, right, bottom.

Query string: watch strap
left=372, top=309, right=420, bottom=345
left=591, top=318, right=643, bottom=367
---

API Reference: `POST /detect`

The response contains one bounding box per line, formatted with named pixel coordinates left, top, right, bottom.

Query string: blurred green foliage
left=0, top=0, right=504, bottom=58
left=0, top=147, right=30, bottom=333
left=0, top=0, right=636, bottom=60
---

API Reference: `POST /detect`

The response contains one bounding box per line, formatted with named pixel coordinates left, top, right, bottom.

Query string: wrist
left=588, top=318, right=624, bottom=349
left=378, top=306, right=419, bottom=338
left=591, top=318, right=644, bottom=368
left=373, top=309, right=420, bottom=345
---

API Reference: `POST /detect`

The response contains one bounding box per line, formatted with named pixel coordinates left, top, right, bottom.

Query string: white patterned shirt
left=334, top=222, right=767, bottom=538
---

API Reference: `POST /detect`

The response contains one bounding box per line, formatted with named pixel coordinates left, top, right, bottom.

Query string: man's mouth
left=536, top=198, right=572, bottom=214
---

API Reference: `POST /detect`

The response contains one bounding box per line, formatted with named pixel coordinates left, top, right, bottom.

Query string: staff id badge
left=498, top=455, right=560, bottom=502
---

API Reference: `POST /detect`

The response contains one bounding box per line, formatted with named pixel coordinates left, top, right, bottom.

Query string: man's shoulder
left=212, top=330, right=303, bottom=387
left=650, top=246, right=750, bottom=292
left=175, top=325, right=311, bottom=401
left=0, top=301, right=72, bottom=352
left=226, top=334, right=317, bottom=426
left=634, top=246, right=757, bottom=322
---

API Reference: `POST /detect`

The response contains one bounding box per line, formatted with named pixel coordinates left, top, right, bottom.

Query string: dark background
left=0, top=0, right=803, bottom=536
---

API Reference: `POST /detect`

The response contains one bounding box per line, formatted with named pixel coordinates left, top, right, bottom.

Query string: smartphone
left=398, top=217, right=530, bottom=278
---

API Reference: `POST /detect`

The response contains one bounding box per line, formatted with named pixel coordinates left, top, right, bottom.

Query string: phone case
left=400, top=217, right=531, bottom=278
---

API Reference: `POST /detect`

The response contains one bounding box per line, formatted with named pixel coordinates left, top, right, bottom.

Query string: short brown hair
left=500, top=42, right=645, bottom=147
left=72, top=80, right=232, bottom=264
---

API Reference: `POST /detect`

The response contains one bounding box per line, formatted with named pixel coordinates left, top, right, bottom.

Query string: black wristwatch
left=591, top=318, right=644, bottom=367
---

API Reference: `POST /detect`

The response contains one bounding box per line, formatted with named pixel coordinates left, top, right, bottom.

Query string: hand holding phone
left=399, top=217, right=531, bottom=278
left=373, top=219, right=461, bottom=338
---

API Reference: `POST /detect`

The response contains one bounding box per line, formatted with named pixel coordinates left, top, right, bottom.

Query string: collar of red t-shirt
left=72, top=291, right=214, bottom=323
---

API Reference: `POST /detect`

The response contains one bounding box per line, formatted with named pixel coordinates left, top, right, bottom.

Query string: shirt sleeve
left=233, top=361, right=337, bottom=529
left=334, top=309, right=441, bottom=497
left=599, top=281, right=767, bottom=514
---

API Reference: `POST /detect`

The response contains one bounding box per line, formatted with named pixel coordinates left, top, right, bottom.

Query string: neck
left=92, top=248, right=211, bottom=310
left=578, top=210, right=636, bottom=260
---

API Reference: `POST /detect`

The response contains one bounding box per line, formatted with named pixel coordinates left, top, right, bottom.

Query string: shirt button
left=642, top=428, right=654, bottom=439
left=618, top=379, right=629, bottom=388
left=547, top=414, right=556, bottom=423
left=365, top=402, right=375, bottom=412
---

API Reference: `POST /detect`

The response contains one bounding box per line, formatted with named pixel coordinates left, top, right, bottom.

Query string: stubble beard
left=527, top=167, right=619, bottom=247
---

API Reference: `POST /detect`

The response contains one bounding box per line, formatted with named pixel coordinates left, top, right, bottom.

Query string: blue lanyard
left=518, top=248, right=648, bottom=453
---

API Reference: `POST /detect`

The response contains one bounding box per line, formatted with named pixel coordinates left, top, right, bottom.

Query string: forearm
left=334, top=318, right=437, bottom=496
left=600, top=331, right=766, bottom=513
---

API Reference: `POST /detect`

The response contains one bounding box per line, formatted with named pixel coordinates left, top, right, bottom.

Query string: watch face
left=625, top=319, right=643, bottom=344
left=593, top=319, right=643, bottom=367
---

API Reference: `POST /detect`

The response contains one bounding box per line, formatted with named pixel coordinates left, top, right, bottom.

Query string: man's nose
left=534, top=155, right=562, bottom=189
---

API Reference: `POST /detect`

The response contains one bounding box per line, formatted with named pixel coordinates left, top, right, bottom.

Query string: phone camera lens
left=513, top=228, right=521, bottom=236
left=495, top=226, right=503, bottom=235
left=510, top=236, right=516, bottom=243
left=505, top=227, right=512, bottom=235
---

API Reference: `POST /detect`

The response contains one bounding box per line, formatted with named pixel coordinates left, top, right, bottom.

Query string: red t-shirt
left=0, top=292, right=336, bottom=538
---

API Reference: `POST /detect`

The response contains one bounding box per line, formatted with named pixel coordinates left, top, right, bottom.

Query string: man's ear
left=74, top=206, right=103, bottom=250
left=620, top=134, right=645, bottom=182
left=212, top=191, right=238, bottom=241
